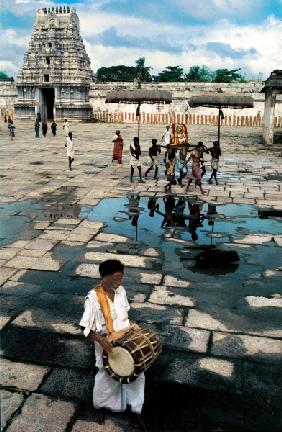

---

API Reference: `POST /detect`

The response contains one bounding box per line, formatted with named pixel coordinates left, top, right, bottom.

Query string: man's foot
left=130, top=178, right=134, bottom=183
left=139, top=179, right=145, bottom=183
left=129, top=413, right=149, bottom=431
left=95, top=408, right=105, bottom=425
left=154, top=176, right=158, bottom=180
left=215, top=180, right=219, bottom=185
left=208, top=179, right=213, bottom=184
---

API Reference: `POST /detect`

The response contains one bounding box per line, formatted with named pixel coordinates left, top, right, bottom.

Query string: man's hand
left=130, top=323, right=141, bottom=331
left=97, top=335, right=113, bottom=353
left=89, top=332, right=113, bottom=353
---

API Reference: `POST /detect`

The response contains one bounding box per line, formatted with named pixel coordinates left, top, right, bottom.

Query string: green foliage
left=96, top=57, right=152, bottom=83
left=96, top=65, right=137, bottom=82
left=213, top=68, right=246, bottom=83
left=95, top=62, right=248, bottom=83
left=153, top=66, right=184, bottom=82
left=135, top=57, right=152, bottom=86
left=0, top=71, right=13, bottom=81
left=185, top=66, right=214, bottom=82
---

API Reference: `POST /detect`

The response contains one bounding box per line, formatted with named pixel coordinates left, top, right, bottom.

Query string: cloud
left=171, top=0, right=257, bottom=20
left=87, top=26, right=183, bottom=53
left=205, top=42, right=257, bottom=59
left=0, top=1, right=281, bottom=79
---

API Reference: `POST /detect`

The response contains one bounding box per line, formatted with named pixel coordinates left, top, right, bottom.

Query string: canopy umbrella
left=105, top=88, right=172, bottom=141
left=188, top=94, right=254, bottom=146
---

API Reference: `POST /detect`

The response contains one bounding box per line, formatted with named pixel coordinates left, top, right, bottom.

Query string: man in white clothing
left=80, top=259, right=148, bottom=431
left=63, top=119, right=69, bottom=137
left=162, top=125, right=172, bottom=146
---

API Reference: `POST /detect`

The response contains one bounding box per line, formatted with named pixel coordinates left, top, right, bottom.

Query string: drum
left=103, top=327, right=162, bottom=384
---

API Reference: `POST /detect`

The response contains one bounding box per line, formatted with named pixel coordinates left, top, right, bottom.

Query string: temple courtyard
left=0, top=120, right=282, bottom=431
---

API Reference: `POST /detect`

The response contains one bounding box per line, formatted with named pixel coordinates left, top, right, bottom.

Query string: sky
left=0, top=0, right=281, bottom=79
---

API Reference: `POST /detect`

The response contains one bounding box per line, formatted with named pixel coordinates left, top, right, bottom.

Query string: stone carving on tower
left=15, top=6, right=94, bottom=119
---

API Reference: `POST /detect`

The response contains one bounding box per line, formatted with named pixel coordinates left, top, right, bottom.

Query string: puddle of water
left=0, top=201, right=43, bottom=247
left=81, top=195, right=282, bottom=276
left=82, top=197, right=282, bottom=248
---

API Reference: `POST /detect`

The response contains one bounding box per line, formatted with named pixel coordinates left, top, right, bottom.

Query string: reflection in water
left=83, top=195, right=282, bottom=274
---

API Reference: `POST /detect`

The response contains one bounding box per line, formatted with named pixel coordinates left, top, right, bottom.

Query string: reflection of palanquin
left=171, top=123, right=188, bottom=146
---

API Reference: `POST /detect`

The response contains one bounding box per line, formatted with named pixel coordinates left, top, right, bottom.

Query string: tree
left=96, top=65, right=137, bottom=82
left=0, top=71, right=13, bottom=81
left=185, top=66, right=214, bottom=82
left=213, top=68, right=246, bottom=83
left=134, top=57, right=152, bottom=87
left=153, top=66, right=184, bottom=82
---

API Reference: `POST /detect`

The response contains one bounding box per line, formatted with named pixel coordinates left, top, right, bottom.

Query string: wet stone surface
left=1, top=121, right=282, bottom=431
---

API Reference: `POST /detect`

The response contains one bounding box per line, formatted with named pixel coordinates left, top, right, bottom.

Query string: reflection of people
left=188, top=200, right=205, bottom=240
left=145, top=139, right=161, bottom=180
left=147, top=197, right=159, bottom=217
left=112, top=130, right=124, bottom=164
left=130, top=137, right=144, bottom=183
left=160, top=197, right=186, bottom=227
left=208, top=141, right=221, bottom=185
left=184, top=143, right=205, bottom=195
left=65, top=132, right=74, bottom=171
left=79, top=259, right=147, bottom=430
left=128, top=194, right=140, bottom=227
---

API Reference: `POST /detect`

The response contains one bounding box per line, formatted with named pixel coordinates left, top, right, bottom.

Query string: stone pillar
left=263, top=90, right=276, bottom=144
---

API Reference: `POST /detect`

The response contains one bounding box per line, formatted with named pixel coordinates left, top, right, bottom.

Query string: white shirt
left=80, top=285, right=130, bottom=367
left=66, top=137, right=74, bottom=158
left=163, top=129, right=171, bottom=145
left=63, top=122, right=69, bottom=135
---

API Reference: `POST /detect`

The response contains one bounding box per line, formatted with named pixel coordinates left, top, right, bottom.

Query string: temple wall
left=1, top=80, right=282, bottom=126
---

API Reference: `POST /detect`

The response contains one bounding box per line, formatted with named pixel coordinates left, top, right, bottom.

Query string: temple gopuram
left=15, top=6, right=94, bottom=119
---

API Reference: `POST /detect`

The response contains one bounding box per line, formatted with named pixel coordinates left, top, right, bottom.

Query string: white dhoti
left=211, top=157, right=219, bottom=170
left=130, top=156, right=141, bottom=167
left=94, top=367, right=145, bottom=413
left=151, top=156, right=160, bottom=167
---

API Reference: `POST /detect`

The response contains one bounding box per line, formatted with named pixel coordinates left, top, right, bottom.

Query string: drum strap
left=94, top=285, right=114, bottom=335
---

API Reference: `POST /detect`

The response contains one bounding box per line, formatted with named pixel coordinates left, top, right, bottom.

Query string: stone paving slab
left=24, top=238, right=58, bottom=251
left=40, top=367, right=94, bottom=402
left=6, top=393, right=76, bottom=432
left=211, top=332, right=282, bottom=363
left=5, top=255, right=62, bottom=272
left=75, top=263, right=162, bottom=285
left=0, top=390, right=25, bottom=431
left=149, top=285, right=194, bottom=307
left=11, top=308, right=81, bottom=335
left=159, top=325, right=210, bottom=353
left=0, top=248, right=19, bottom=260
left=85, top=251, right=160, bottom=269
left=0, top=358, right=49, bottom=391
left=1, top=122, right=282, bottom=429
left=71, top=415, right=136, bottom=432
left=151, top=351, right=241, bottom=390
left=1, top=327, right=95, bottom=370
left=0, top=268, right=18, bottom=287
left=129, top=302, right=183, bottom=325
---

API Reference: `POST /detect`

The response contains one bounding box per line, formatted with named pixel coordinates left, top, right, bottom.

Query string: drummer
left=79, top=259, right=148, bottom=431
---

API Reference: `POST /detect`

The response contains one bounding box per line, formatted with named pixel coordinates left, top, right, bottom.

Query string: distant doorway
left=41, top=87, right=55, bottom=119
